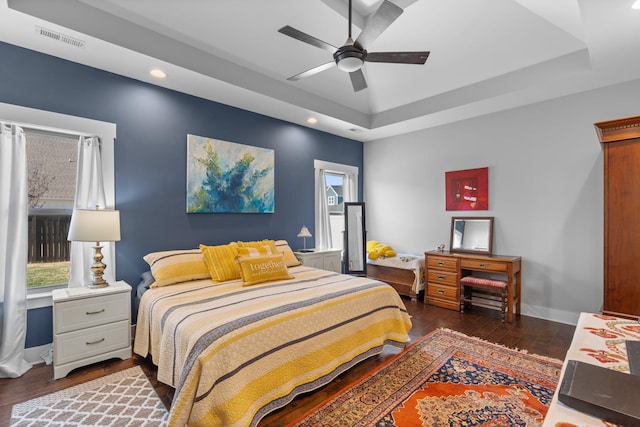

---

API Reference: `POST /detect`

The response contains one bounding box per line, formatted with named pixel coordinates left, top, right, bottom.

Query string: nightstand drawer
left=54, top=291, right=129, bottom=334
left=54, top=320, right=130, bottom=365
left=294, top=249, right=342, bottom=273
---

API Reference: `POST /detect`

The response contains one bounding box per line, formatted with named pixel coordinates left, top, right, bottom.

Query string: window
left=314, top=160, right=358, bottom=251
left=325, top=173, right=344, bottom=247
left=0, top=101, right=116, bottom=300
left=25, top=130, right=78, bottom=289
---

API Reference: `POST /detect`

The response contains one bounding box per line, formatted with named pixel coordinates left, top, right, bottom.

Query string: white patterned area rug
left=10, top=366, right=169, bottom=426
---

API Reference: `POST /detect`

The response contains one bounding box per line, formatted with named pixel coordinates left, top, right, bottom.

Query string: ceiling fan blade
left=366, top=51, right=430, bottom=64
left=349, top=69, right=367, bottom=92
left=278, top=25, right=337, bottom=53
left=287, top=61, right=335, bottom=81
left=354, top=0, right=403, bottom=50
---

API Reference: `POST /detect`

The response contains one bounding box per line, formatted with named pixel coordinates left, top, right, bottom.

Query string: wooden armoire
left=594, top=115, right=640, bottom=319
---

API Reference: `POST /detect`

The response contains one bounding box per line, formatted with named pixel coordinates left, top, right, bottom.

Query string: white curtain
left=68, top=136, right=115, bottom=287
left=314, top=168, right=333, bottom=250
left=343, top=172, right=358, bottom=203
left=0, top=122, right=32, bottom=378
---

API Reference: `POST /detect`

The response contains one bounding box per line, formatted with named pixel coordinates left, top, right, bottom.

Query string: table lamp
left=67, top=208, right=121, bottom=288
left=297, top=225, right=312, bottom=252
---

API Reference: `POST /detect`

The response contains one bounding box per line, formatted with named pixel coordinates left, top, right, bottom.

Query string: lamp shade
left=297, top=225, right=312, bottom=238
left=67, top=209, right=121, bottom=242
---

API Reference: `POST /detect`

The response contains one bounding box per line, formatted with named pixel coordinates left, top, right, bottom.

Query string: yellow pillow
left=237, top=239, right=277, bottom=253
left=274, top=239, right=302, bottom=267
left=200, top=244, right=241, bottom=282
left=236, top=245, right=273, bottom=257
left=143, top=249, right=210, bottom=288
left=237, top=253, right=294, bottom=286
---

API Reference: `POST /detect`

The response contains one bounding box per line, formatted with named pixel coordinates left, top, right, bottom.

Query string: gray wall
left=364, top=78, right=640, bottom=325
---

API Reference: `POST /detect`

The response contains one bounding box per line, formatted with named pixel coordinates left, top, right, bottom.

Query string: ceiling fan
left=278, top=0, right=430, bottom=92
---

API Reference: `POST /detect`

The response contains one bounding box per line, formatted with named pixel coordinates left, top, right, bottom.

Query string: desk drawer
left=461, top=259, right=508, bottom=272
left=427, top=282, right=459, bottom=300
left=427, top=255, right=457, bottom=271
left=427, top=270, right=458, bottom=286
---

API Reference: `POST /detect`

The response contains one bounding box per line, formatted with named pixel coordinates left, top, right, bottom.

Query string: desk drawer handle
left=86, top=338, right=105, bottom=345
left=438, top=261, right=445, bottom=266
left=437, top=289, right=445, bottom=294
left=479, top=263, right=486, bottom=268
left=86, top=309, right=105, bottom=315
left=438, top=275, right=446, bottom=280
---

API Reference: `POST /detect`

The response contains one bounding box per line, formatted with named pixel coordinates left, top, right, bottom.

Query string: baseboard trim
left=24, top=343, right=52, bottom=366
left=25, top=324, right=137, bottom=367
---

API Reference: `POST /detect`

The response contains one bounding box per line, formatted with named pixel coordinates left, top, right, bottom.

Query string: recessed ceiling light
left=307, top=117, right=318, bottom=125
left=633, top=0, right=640, bottom=9
left=149, top=68, right=167, bottom=79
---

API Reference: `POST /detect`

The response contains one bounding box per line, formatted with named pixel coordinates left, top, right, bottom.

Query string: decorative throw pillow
left=274, top=239, right=302, bottom=267
left=236, top=245, right=273, bottom=257
left=143, top=249, right=210, bottom=287
left=237, top=253, right=294, bottom=286
left=200, top=244, right=241, bottom=282
left=237, top=239, right=277, bottom=253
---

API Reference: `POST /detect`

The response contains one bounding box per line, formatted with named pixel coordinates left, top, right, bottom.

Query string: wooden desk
left=425, top=251, right=522, bottom=322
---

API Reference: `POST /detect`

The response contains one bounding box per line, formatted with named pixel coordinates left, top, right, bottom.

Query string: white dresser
left=52, top=281, right=131, bottom=379
left=294, top=248, right=342, bottom=273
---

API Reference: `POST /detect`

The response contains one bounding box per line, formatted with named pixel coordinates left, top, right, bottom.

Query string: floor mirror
left=343, top=202, right=366, bottom=275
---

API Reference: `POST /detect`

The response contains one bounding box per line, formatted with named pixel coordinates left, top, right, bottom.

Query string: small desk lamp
left=67, top=208, right=121, bottom=288
left=297, top=225, right=312, bottom=252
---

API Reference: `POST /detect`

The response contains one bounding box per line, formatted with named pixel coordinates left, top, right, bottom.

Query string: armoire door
left=595, top=115, right=640, bottom=319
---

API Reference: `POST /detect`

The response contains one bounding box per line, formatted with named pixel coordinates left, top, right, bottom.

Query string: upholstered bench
left=460, top=275, right=508, bottom=322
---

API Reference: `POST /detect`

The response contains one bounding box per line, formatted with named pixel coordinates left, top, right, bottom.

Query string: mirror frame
left=450, top=216, right=494, bottom=255
left=343, top=202, right=367, bottom=276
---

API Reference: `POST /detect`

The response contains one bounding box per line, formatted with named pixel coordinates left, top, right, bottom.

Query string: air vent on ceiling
left=35, top=26, right=85, bottom=48
left=349, top=128, right=365, bottom=133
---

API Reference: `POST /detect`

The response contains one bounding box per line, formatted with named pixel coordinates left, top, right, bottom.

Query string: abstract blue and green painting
left=187, top=134, right=274, bottom=213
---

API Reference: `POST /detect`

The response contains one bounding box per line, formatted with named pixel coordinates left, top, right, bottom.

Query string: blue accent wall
left=25, top=307, right=53, bottom=348
left=0, top=41, right=363, bottom=348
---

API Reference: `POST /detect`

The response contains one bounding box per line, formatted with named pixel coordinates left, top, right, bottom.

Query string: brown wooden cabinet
left=594, top=115, right=640, bottom=319
left=425, top=252, right=460, bottom=310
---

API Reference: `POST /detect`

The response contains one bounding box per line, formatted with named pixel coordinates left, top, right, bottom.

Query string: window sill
left=27, top=284, right=66, bottom=309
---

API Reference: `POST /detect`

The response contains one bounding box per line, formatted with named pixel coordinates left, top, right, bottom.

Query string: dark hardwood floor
left=0, top=299, right=576, bottom=426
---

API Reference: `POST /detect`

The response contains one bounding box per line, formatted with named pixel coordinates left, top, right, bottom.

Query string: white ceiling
left=1, top=0, right=639, bottom=142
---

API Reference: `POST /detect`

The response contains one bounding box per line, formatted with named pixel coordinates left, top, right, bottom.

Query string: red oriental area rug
left=288, top=328, right=563, bottom=427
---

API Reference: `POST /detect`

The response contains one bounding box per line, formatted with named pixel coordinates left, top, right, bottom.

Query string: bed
left=366, top=253, right=425, bottom=301
left=133, top=262, right=412, bottom=427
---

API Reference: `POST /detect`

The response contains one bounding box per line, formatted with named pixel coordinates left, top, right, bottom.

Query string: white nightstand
left=294, top=248, right=342, bottom=273
left=52, top=281, right=132, bottom=379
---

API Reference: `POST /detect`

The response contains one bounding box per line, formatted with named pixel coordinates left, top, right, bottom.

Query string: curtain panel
left=69, top=136, right=116, bottom=287
left=0, top=122, right=32, bottom=378
left=314, top=168, right=333, bottom=250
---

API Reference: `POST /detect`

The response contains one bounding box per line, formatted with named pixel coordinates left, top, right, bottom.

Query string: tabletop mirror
left=450, top=216, right=494, bottom=255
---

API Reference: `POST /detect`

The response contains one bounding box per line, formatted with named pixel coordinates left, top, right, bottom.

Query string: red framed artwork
left=445, top=167, right=489, bottom=211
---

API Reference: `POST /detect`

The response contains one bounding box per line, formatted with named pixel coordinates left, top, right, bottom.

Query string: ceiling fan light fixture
left=334, top=44, right=366, bottom=72
left=337, top=56, right=364, bottom=72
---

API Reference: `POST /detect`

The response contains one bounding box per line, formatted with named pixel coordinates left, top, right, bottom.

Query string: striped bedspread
left=134, top=265, right=412, bottom=427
